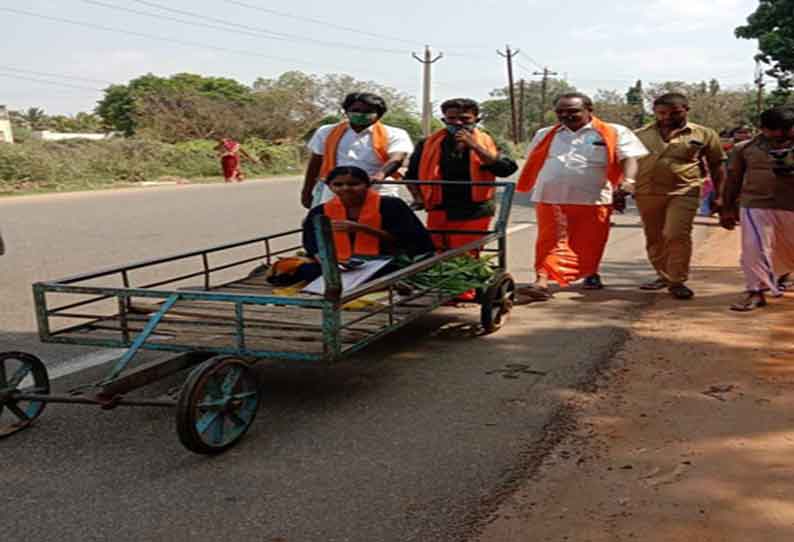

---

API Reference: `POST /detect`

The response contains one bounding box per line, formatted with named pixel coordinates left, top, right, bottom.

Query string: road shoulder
left=477, top=226, right=794, bottom=541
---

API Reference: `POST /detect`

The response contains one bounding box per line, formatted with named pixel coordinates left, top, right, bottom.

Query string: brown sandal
left=730, top=292, right=767, bottom=312
left=517, top=285, right=553, bottom=302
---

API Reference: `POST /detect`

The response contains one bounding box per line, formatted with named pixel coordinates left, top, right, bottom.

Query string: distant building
left=0, top=106, right=13, bottom=144
left=31, top=130, right=111, bottom=141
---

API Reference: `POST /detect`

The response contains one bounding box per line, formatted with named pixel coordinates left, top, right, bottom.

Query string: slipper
left=730, top=292, right=766, bottom=312
left=517, top=285, right=552, bottom=301
left=582, top=274, right=604, bottom=290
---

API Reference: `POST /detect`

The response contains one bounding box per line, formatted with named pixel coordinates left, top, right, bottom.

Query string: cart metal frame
left=0, top=181, right=517, bottom=451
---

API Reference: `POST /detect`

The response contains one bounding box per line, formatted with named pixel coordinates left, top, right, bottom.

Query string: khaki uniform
left=634, top=122, right=726, bottom=284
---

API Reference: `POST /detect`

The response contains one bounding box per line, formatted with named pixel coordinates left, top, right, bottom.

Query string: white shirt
left=529, top=122, right=649, bottom=205
left=307, top=123, right=414, bottom=201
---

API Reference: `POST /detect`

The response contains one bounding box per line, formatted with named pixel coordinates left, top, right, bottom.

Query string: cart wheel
left=480, top=273, right=515, bottom=334
left=176, top=356, right=259, bottom=455
left=0, top=351, right=50, bottom=438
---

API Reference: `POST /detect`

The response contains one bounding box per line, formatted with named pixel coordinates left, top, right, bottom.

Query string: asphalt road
left=0, top=179, right=711, bottom=541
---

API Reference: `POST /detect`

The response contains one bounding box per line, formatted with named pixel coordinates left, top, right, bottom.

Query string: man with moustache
left=634, top=93, right=727, bottom=299
left=720, top=107, right=794, bottom=311
left=516, top=92, right=648, bottom=300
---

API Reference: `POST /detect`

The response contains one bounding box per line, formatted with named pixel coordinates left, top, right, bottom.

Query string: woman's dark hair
left=440, top=98, right=480, bottom=116
left=759, top=107, right=794, bottom=131
left=341, top=92, right=387, bottom=117
left=326, top=165, right=371, bottom=185
left=653, top=92, right=689, bottom=108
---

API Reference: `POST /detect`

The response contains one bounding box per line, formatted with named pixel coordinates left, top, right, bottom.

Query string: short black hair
left=653, top=93, right=689, bottom=108
left=759, top=107, right=794, bottom=131
left=326, top=165, right=371, bottom=185
left=440, top=98, right=480, bottom=116
left=554, top=92, right=593, bottom=110
left=341, top=92, right=387, bottom=117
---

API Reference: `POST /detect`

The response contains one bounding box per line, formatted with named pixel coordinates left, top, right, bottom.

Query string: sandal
left=668, top=284, right=694, bottom=300
left=517, top=284, right=553, bottom=301
left=730, top=291, right=767, bottom=312
left=639, top=277, right=668, bottom=290
left=582, top=274, right=604, bottom=290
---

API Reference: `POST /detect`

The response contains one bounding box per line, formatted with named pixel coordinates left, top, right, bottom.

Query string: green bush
left=0, top=138, right=305, bottom=193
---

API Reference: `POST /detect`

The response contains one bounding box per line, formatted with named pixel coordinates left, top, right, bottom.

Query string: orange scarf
left=517, top=117, right=623, bottom=193
left=417, top=128, right=497, bottom=210
left=319, top=122, right=390, bottom=180
left=323, top=189, right=382, bottom=262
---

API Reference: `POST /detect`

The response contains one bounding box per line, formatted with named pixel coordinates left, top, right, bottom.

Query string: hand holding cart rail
left=0, top=181, right=516, bottom=454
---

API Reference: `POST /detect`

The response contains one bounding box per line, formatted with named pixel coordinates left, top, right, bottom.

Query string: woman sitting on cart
left=301, top=166, right=434, bottom=273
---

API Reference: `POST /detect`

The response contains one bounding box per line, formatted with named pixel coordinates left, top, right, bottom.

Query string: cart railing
left=32, top=181, right=516, bottom=380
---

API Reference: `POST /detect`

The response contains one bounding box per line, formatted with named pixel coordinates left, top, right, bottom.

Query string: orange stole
left=534, top=203, right=612, bottom=286
left=323, top=189, right=382, bottom=262
left=417, top=129, right=497, bottom=210
left=517, top=117, right=623, bottom=193
left=319, top=122, right=390, bottom=179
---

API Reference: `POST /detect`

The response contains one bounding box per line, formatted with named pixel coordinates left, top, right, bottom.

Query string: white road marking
left=46, top=349, right=126, bottom=382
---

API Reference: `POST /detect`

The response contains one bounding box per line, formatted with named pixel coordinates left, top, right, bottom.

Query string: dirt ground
left=477, top=226, right=794, bottom=541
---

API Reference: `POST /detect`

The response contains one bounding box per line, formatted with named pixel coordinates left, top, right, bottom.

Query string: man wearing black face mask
left=404, top=98, right=518, bottom=253
left=302, top=92, right=413, bottom=208
left=721, top=106, right=794, bottom=311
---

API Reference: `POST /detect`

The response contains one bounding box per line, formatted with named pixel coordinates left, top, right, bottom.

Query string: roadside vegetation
left=4, top=0, right=793, bottom=196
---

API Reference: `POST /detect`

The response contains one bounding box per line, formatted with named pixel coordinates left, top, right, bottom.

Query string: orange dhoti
left=534, top=203, right=612, bottom=286
left=426, top=210, right=491, bottom=253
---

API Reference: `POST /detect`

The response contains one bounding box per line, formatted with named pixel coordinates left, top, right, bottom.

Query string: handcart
left=0, top=181, right=516, bottom=453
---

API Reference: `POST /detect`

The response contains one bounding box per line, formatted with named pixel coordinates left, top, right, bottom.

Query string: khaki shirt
left=729, top=137, right=794, bottom=212
left=635, top=122, right=726, bottom=196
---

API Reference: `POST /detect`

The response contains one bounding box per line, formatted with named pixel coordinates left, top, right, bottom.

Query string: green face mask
left=347, top=112, right=378, bottom=126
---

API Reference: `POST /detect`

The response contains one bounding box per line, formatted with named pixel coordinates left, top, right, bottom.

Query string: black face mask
left=768, top=147, right=794, bottom=176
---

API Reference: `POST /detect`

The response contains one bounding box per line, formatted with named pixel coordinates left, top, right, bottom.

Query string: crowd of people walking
left=294, top=90, right=794, bottom=313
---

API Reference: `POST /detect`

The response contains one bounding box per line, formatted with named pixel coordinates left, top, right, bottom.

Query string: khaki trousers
left=634, top=195, right=700, bottom=284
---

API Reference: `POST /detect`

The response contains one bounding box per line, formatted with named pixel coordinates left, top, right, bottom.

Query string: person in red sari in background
left=217, top=138, right=257, bottom=183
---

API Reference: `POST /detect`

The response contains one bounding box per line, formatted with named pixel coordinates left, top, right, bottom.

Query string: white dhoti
left=740, top=207, right=794, bottom=294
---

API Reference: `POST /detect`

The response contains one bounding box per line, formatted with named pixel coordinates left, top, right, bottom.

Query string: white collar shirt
left=529, top=122, right=649, bottom=205
left=308, top=123, right=414, bottom=200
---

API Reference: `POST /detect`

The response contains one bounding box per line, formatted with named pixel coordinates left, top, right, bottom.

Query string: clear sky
left=0, top=0, right=763, bottom=116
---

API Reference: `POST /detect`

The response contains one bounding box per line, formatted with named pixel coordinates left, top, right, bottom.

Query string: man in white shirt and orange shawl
left=301, top=92, right=414, bottom=208
left=517, top=92, right=648, bottom=300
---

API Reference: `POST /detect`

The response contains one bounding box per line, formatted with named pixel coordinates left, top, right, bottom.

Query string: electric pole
left=497, top=45, right=520, bottom=144
left=755, top=59, right=765, bottom=121
left=518, top=79, right=526, bottom=143
left=533, top=67, right=558, bottom=126
left=412, top=45, right=443, bottom=137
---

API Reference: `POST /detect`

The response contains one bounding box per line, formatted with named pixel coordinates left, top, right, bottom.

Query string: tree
left=18, top=107, right=50, bottom=131
left=482, top=78, right=576, bottom=142
left=736, top=0, right=794, bottom=90
left=96, top=73, right=252, bottom=135
left=645, top=81, right=757, bottom=133
left=592, top=90, right=637, bottom=127
left=625, top=80, right=646, bottom=127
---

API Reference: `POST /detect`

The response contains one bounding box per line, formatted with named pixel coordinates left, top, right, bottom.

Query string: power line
left=519, top=51, right=544, bottom=71
left=223, top=0, right=421, bottom=47
left=0, top=65, right=114, bottom=85
left=85, top=0, right=409, bottom=55
left=0, top=72, right=103, bottom=92
left=0, top=7, right=357, bottom=73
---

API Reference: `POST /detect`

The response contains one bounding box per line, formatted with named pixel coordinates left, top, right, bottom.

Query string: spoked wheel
left=480, top=273, right=516, bottom=334
left=0, top=351, right=50, bottom=438
left=176, top=356, right=259, bottom=455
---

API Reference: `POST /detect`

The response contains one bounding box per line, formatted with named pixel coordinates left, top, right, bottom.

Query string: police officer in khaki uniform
left=634, top=93, right=726, bottom=299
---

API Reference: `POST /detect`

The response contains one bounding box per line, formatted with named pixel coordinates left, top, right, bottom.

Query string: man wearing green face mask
left=302, top=92, right=413, bottom=208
